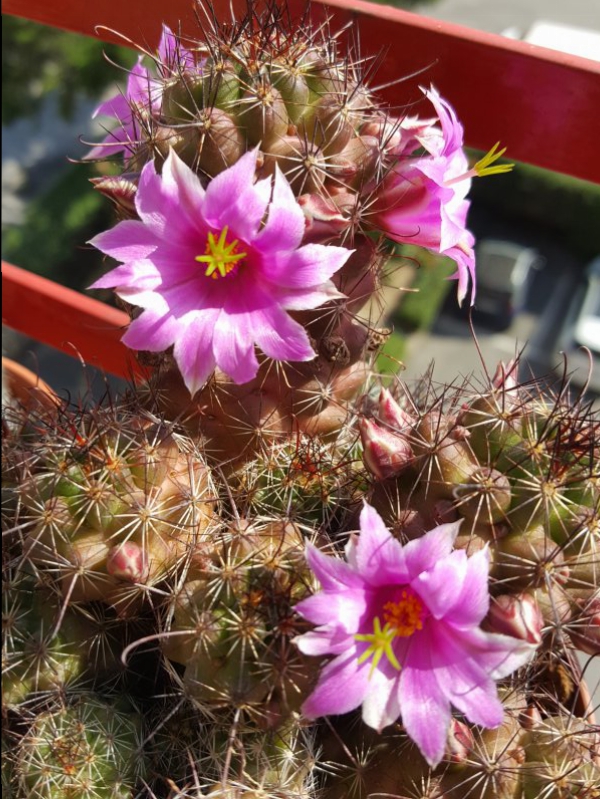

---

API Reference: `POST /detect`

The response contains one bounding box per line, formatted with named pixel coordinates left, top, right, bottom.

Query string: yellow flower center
left=195, top=226, right=247, bottom=280
left=354, top=588, right=425, bottom=675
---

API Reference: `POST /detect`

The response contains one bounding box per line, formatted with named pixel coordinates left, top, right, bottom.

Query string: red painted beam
left=303, top=0, right=600, bottom=184
left=4, top=0, right=600, bottom=182
left=2, top=262, right=140, bottom=380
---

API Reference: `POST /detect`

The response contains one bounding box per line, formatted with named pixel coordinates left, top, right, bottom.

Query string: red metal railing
left=3, top=0, right=600, bottom=379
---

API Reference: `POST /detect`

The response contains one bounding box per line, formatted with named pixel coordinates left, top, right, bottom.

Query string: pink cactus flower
left=294, top=503, right=536, bottom=767
left=89, top=148, right=351, bottom=393
left=88, top=25, right=197, bottom=159
left=370, top=86, right=511, bottom=305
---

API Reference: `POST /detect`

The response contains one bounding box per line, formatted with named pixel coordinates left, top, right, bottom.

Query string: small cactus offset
left=2, top=2, right=599, bottom=798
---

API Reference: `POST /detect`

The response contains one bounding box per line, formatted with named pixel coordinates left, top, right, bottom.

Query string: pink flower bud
left=569, top=596, right=600, bottom=656
left=359, top=417, right=414, bottom=480
left=298, top=193, right=351, bottom=243
left=492, top=358, right=519, bottom=392
left=446, top=718, right=474, bottom=764
left=106, top=542, right=148, bottom=583
left=378, top=388, right=415, bottom=431
left=519, top=704, right=543, bottom=730
left=484, top=593, right=543, bottom=645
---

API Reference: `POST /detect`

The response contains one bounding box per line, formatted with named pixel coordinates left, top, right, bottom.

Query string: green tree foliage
left=2, top=17, right=134, bottom=125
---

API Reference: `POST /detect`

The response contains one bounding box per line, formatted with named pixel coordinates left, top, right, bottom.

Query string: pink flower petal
left=361, top=659, right=401, bottom=731
left=445, top=547, right=491, bottom=627
left=294, top=627, right=354, bottom=657
left=162, top=150, right=206, bottom=228
left=270, top=243, right=353, bottom=290
left=89, top=261, right=161, bottom=293
left=295, top=588, right=370, bottom=633
left=421, top=85, right=465, bottom=157
left=251, top=306, right=315, bottom=362
left=276, top=281, right=344, bottom=311
left=302, top=649, right=369, bottom=719
left=412, top=549, right=467, bottom=620
left=304, top=543, right=363, bottom=591
left=346, top=503, right=409, bottom=586
left=202, top=149, right=271, bottom=241
left=172, top=310, right=219, bottom=395
left=400, top=639, right=451, bottom=768
left=122, top=310, right=180, bottom=352
left=212, top=312, right=260, bottom=383
left=255, top=166, right=305, bottom=252
left=454, top=626, right=537, bottom=680
left=403, top=521, right=460, bottom=580
left=88, top=220, right=159, bottom=263
left=430, top=624, right=504, bottom=728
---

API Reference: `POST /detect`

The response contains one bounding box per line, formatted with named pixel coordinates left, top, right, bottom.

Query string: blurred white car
left=574, top=257, right=600, bottom=354
left=473, top=239, right=543, bottom=328
left=502, top=20, right=600, bottom=62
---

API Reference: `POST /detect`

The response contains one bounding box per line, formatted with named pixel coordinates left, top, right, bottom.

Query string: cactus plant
left=2, top=3, right=599, bottom=798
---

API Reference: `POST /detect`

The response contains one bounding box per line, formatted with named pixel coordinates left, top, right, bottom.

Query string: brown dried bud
left=90, top=174, right=138, bottom=217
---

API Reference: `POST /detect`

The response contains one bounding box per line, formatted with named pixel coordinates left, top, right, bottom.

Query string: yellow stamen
left=355, top=617, right=401, bottom=676
left=195, top=225, right=246, bottom=279
left=473, top=141, right=514, bottom=177
left=446, top=141, right=514, bottom=187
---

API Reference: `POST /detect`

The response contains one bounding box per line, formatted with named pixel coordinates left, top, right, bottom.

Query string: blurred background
left=2, top=0, right=600, bottom=402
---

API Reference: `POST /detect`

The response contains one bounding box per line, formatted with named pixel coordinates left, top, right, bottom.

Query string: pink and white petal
left=454, top=626, right=537, bottom=681
left=212, top=313, right=260, bottom=384
left=116, top=286, right=170, bottom=313
left=302, top=649, right=369, bottom=719
left=444, top=547, right=491, bottom=627
left=399, top=647, right=451, bottom=768
left=362, top=659, right=401, bottom=731
left=421, top=85, right=465, bottom=156
left=444, top=230, right=476, bottom=306
left=157, top=24, right=196, bottom=73
left=172, top=310, right=219, bottom=395
left=135, top=161, right=199, bottom=242
left=294, top=587, right=370, bottom=632
left=135, top=162, right=173, bottom=238
left=403, top=521, right=460, bottom=580
left=93, top=90, right=131, bottom=122
left=85, top=125, right=133, bottom=160
left=255, top=166, right=305, bottom=253
left=294, top=626, right=355, bottom=657
left=251, top=307, right=315, bottom=362
left=430, top=624, right=505, bottom=728
left=202, top=149, right=269, bottom=241
left=352, top=503, right=409, bottom=586
left=269, top=243, right=352, bottom=289
left=88, top=220, right=159, bottom=262
left=89, top=260, right=161, bottom=293
left=121, top=311, right=181, bottom=352
left=304, top=543, right=363, bottom=591
left=161, top=150, right=206, bottom=228
left=278, top=281, right=345, bottom=311
left=412, top=549, right=467, bottom=620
